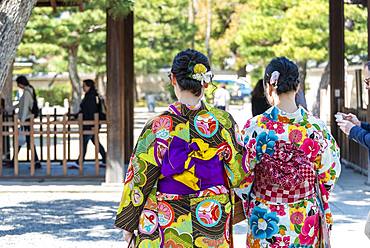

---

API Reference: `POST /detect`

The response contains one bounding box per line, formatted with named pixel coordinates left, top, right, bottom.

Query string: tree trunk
left=2, top=62, right=13, bottom=110
left=67, top=45, right=81, bottom=113
left=296, top=61, right=308, bottom=109
left=205, top=0, right=212, bottom=65
left=297, top=61, right=307, bottom=92
left=95, top=72, right=106, bottom=97
left=0, top=0, right=37, bottom=91
left=312, top=63, right=330, bottom=117
left=188, top=0, right=197, bottom=49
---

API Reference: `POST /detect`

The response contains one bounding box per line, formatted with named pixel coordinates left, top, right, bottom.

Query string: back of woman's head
left=83, top=79, right=97, bottom=91
left=16, top=75, right=30, bottom=86
left=263, top=57, right=299, bottom=95
left=171, top=49, right=211, bottom=97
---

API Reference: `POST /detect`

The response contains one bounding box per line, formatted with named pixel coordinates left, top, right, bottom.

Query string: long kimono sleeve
left=234, top=118, right=258, bottom=199
left=316, top=125, right=341, bottom=224
left=221, top=115, right=246, bottom=189
left=115, top=122, right=161, bottom=232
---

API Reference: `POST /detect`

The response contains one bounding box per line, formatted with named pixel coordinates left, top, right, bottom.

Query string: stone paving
left=1, top=106, right=370, bottom=247
left=0, top=165, right=369, bottom=247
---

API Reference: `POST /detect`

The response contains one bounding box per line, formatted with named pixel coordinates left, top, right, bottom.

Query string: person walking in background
left=251, top=79, right=270, bottom=116
left=213, top=83, right=230, bottom=110
left=239, top=57, right=341, bottom=247
left=115, top=49, right=246, bottom=247
left=72, top=79, right=106, bottom=168
left=6, top=76, right=41, bottom=169
left=146, top=92, right=156, bottom=112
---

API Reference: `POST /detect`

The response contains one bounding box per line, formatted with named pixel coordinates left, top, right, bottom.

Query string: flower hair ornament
left=270, top=71, right=280, bottom=88
left=188, top=61, right=213, bottom=86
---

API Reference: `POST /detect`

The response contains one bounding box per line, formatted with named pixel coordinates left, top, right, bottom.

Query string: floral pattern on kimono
left=115, top=101, right=246, bottom=248
left=239, top=106, right=341, bottom=248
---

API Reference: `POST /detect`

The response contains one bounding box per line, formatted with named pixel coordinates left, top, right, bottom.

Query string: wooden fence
left=338, top=107, right=369, bottom=174
left=338, top=69, right=369, bottom=175
left=0, top=111, right=107, bottom=178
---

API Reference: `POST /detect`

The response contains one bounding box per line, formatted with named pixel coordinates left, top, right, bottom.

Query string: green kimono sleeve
left=115, top=122, right=161, bottom=233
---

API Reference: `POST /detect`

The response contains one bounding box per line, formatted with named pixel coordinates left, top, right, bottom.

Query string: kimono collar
left=264, top=105, right=306, bottom=123
left=168, top=101, right=207, bottom=117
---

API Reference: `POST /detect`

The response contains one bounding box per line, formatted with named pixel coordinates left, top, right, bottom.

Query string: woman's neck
left=276, top=92, right=298, bottom=113
left=177, top=92, right=202, bottom=106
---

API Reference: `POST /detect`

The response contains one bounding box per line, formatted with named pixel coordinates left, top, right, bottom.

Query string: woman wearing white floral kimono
left=238, top=57, right=341, bottom=248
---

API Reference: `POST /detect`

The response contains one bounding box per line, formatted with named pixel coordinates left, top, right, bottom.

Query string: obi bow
left=161, top=136, right=219, bottom=191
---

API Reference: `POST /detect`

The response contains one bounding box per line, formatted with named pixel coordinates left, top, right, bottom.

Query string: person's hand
left=123, top=230, right=133, bottom=246
left=342, top=113, right=361, bottom=126
left=337, top=120, right=356, bottom=135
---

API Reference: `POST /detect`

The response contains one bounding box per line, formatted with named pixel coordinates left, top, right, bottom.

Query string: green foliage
left=36, top=84, right=71, bottom=106
left=17, top=0, right=368, bottom=88
left=344, top=5, right=368, bottom=62
left=134, top=0, right=196, bottom=73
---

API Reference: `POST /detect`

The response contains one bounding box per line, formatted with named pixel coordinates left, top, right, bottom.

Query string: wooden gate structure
left=1, top=0, right=370, bottom=183
left=330, top=0, right=370, bottom=184
left=0, top=0, right=134, bottom=182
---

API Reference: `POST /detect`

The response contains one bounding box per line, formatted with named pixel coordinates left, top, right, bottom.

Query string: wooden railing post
left=62, top=115, right=67, bottom=176
left=13, top=114, right=19, bottom=176
left=94, top=113, right=100, bottom=176
left=78, top=113, right=84, bottom=176
left=46, top=115, right=51, bottom=176
left=30, top=116, right=35, bottom=176
left=54, top=108, right=57, bottom=161
left=39, top=109, right=44, bottom=162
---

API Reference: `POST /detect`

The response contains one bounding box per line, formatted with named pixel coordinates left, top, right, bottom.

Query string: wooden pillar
left=105, top=12, right=134, bottom=184
left=329, top=0, right=345, bottom=141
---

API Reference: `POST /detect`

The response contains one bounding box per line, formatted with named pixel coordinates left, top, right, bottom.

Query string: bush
left=36, top=84, right=71, bottom=106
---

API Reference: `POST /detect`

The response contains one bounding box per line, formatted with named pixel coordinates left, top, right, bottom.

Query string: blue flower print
left=256, top=130, right=278, bottom=160
left=249, top=206, right=279, bottom=239
left=263, top=106, right=278, bottom=121
left=244, top=135, right=250, bottom=147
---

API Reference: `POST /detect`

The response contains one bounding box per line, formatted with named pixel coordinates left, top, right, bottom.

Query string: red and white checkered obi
left=253, top=140, right=316, bottom=204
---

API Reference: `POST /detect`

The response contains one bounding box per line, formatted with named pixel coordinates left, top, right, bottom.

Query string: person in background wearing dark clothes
left=295, top=82, right=308, bottom=110
left=73, top=79, right=106, bottom=168
left=251, top=79, right=270, bottom=116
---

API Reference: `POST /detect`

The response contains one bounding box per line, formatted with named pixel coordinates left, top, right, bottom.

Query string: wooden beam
left=105, top=12, right=134, bottom=184
left=36, top=1, right=81, bottom=7
left=329, top=0, right=345, bottom=141
left=50, top=0, right=57, bottom=12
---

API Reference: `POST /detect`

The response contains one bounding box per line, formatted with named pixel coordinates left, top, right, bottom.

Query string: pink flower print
left=269, top=205, right=286, bottom=216
left=271, top=236, right=290, bottom=248
left=289, top=129, right=303, bottom=143
left=266, top=121, right=285, bottom=134
left=298, top=214, right=319, bottom=245
left=290, top=211, right=304, bottom=225
left=300, top=138, right=320, bottom=161
left=261, top=116, right=269, bottom=123
left=244, top=119, right=251, bottom=129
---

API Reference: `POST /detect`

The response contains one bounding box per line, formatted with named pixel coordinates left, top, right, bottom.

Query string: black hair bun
left=263, top=57, right=300, bottom=95
left=171, top=49, right=210, bottom=97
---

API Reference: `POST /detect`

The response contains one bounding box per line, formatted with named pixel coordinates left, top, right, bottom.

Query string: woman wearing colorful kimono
left=239, top=57, right=341, bottom=248
left=115, top=49, right=245, bottom=247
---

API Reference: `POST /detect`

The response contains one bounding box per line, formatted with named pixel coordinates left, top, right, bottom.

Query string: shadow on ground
left=0, top=199, right=122, bottom=242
